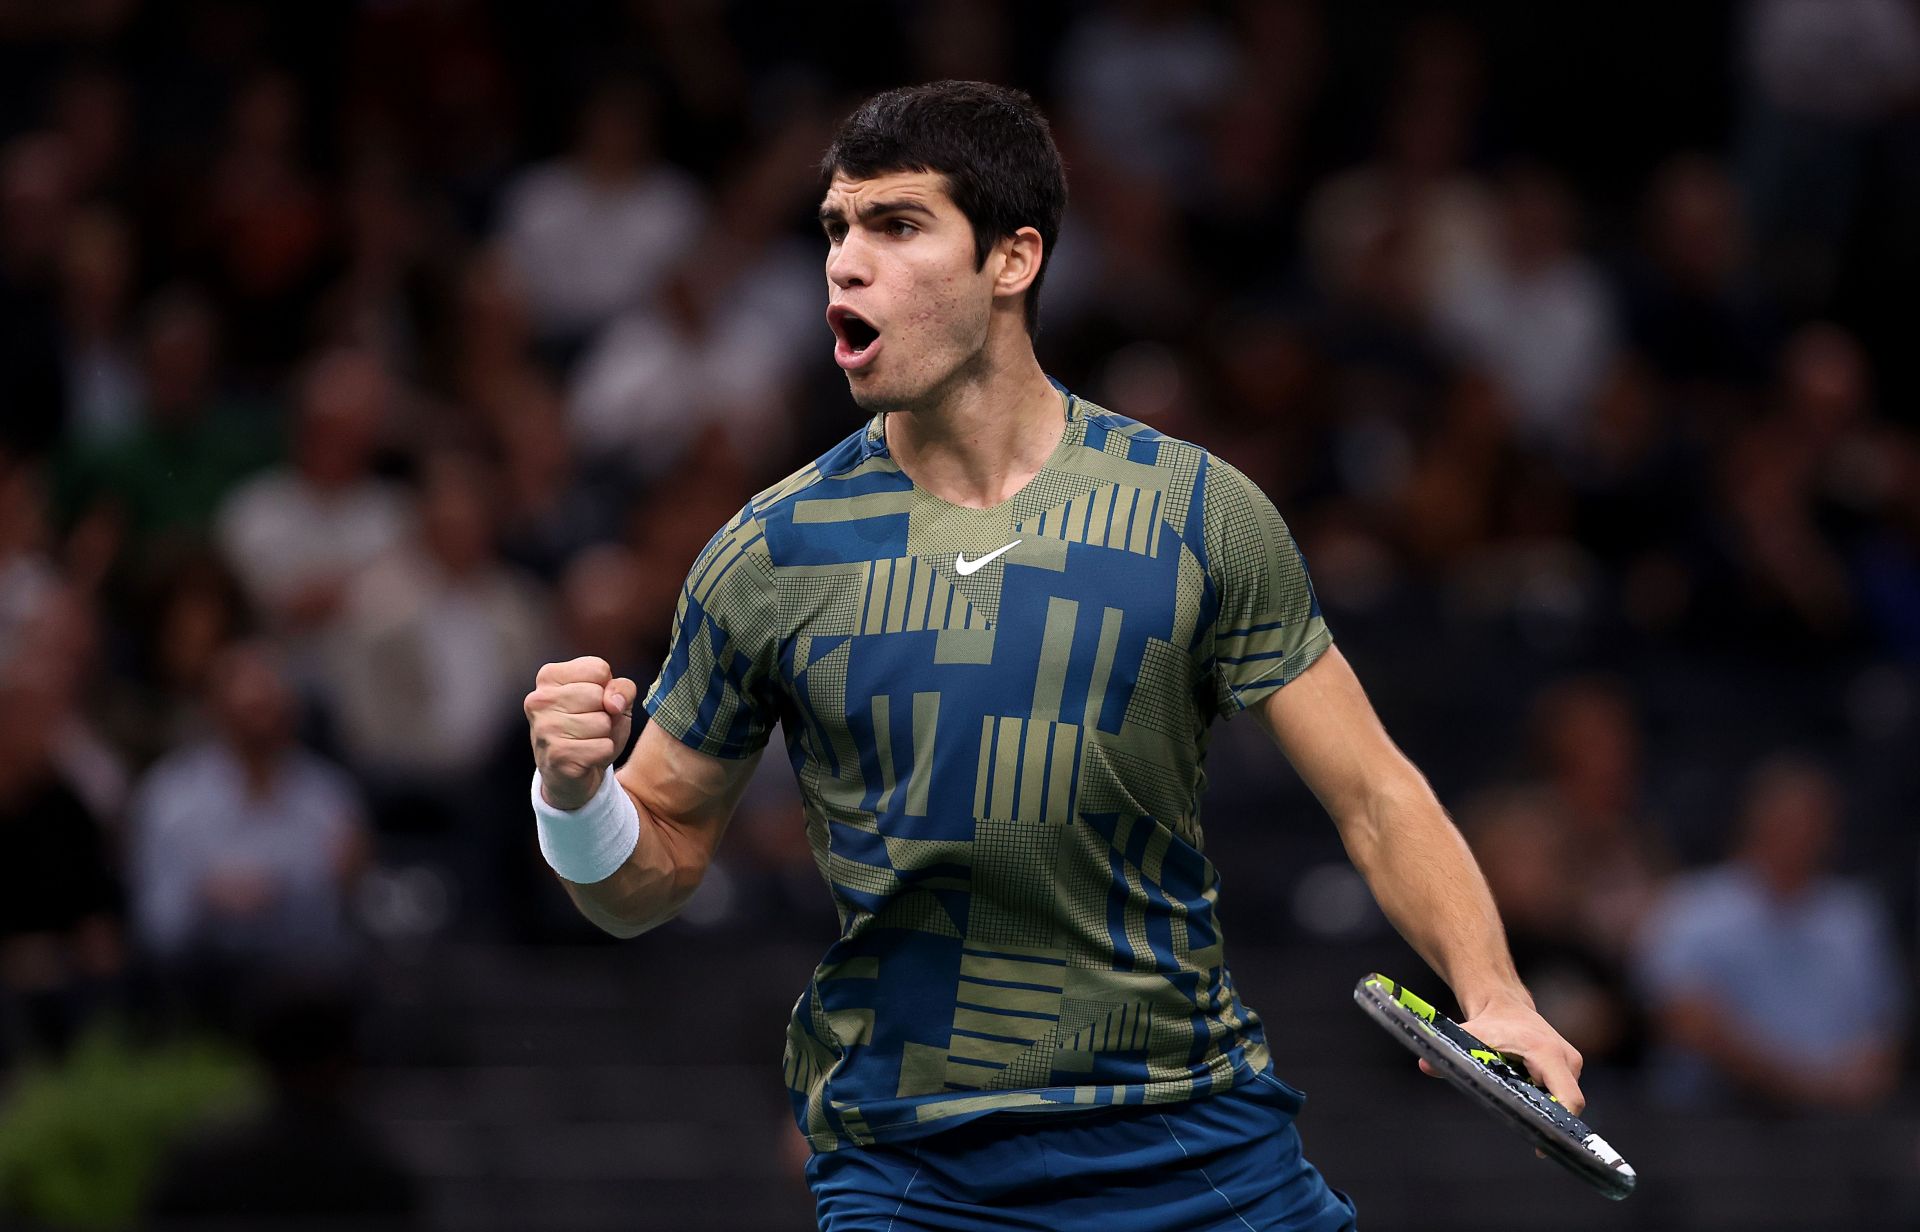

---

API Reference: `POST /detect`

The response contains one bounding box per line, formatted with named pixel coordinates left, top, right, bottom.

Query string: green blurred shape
left=0, top=1023, right=261, bottom=1230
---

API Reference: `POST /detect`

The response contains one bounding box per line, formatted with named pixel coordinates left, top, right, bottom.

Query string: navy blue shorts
left=807, top=1070, right=1358, bottom=1231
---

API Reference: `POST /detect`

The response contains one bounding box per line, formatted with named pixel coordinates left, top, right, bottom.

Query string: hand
left=525, top=656, right=637, bottom=810
left=1419, top=997, right=1586, bottom=1116
left=200, top=867, right=279, bottom=918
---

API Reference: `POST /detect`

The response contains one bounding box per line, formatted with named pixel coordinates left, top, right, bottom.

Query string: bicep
left=1252, top=645, right=1426, bottom=825
left=617, top=720, right=765, bottom=867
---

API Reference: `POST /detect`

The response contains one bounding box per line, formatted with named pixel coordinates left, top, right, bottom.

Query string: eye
left=884, top=218, right=917, bottom=237
left=823, top=222, right=846, bottom=244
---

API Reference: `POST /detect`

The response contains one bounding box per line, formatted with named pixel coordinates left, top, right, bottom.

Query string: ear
left=990, top=226, right=1044, bottom=302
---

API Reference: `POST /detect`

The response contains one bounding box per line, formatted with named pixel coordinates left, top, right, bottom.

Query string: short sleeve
left=1201, top=457, right=1332, bottom=717
left=641, top=510, right=782, bottom=758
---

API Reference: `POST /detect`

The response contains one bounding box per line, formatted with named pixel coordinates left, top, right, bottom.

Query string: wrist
left=1458, top=980, right=1534, bottom=1020
left=531, top=766, right=640, bottom=884
left=537, top=767, right=602, bottom=812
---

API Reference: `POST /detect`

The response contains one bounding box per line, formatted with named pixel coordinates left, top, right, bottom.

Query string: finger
left=1520, top=1053, right=1585, bottom=1117
left=536, top=656, right=612, bottom=687
left=1418, top=1058, right=1439, bottom=1078
left=541, top=738, right=619, bottom=779
left=529, top=682, right=612, bottom=715
left=545, top=711, right=615, bottom=741
left=604, top=677, right=638, bottom=716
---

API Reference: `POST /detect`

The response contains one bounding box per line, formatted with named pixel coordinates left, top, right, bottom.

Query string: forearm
left=548, top=772, right=706, bottom=939
left=1338, top=766, right=1527, bottom=1017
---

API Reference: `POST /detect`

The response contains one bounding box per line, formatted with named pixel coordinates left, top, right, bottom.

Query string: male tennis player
left=525, top=81, right=1584, bottom=1229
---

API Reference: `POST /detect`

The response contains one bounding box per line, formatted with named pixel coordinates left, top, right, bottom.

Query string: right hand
left=525, top=656, right=637, bottom=810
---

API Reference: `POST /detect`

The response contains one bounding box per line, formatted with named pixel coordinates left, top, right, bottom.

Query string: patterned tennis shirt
left=642, top=388, right=1332, bottom=1152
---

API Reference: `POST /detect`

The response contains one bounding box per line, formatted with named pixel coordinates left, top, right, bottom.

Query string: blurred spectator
left=48, top=63, right=130, bottom=203
left=103, top=547, right=253, bottom=768
left=57, top=205, right=141, bottom=445
left=566, top=246, right=804, bottom=484
left=1461, top=787, right=1639, bottom=1068
left=0, top=132, right=74, bottom=456
left=0, top=455, right=63, bottom=660
left=6, top=576, right=128, bottom=822
left=1042, top=153, right=1204, bottom=352
left=215, top=348, right=411, bottom=647
left=563, top=105, right=824, bottom=475
left=147, top=979, right=418, bottom=1229
left=57, top=287, right=277, bottom=561
left=497, top=77, right=701, bottom=351
left=1852, top=431, right=1920, bottom=660
left=1566, top=357, right=1705, bottom=635
left=1303, top=17, right=1493, bottom=323
left=203, top=69, right=330, bottom=371
left=1737, top=0, right=1920, bottom=311
left=1431, top=165, right=1618, bottom=453
left=314, top=147, right=432, bottom=367
left=343, top=0, right=519, bottom=230
left=1054, top=0, right=1235, bottom=190
left=1636, top=755, right=1908, bottom=1111
left=322, top=450, right=551, bottom=786
left=1528, top=676, right=1672, bottom=951
left=128, top=641, right=369, bottom=974
left=0, top=658, right=124, bottom=1064
left=1185, top=0, right=1322, bottom=296
left=1621, top=155, right=1779, bottom=399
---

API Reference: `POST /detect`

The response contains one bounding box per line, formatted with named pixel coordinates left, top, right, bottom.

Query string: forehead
left=820, top=169, right=956, bottom=214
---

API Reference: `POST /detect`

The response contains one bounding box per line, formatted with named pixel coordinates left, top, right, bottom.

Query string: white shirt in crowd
left=130, top=742, right=363, bottom=962
left=499, top=159, right=703, bottom=339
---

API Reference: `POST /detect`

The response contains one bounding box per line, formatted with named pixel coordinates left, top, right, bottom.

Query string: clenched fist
left=525, top=656, right=638, bottom=810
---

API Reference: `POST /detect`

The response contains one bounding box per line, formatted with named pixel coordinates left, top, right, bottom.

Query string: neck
left=882, top=341, right=1063, bottom=509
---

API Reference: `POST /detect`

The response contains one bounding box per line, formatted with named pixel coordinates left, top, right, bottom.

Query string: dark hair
left=821, top=81, right=1067, bottom=338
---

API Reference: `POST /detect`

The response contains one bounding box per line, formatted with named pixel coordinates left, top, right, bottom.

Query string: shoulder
left=1811, top=878, right=1889, bottom=935
left=1069, top=398, right=1263, bottom=506
left=1071, top=398, right=1210, bottom=472
left=1649, top=868, right=1758, bottom=937
left=132, top=745, right=223, bottom=821
left=722, top=419, right=900, bottom=567
left=284, top=749, right=360, bottom=805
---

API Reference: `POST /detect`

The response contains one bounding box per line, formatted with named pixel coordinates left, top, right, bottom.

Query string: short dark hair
left=821, top=81, right=1067, bottom=338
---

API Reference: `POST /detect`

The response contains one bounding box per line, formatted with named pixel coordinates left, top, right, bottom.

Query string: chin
left=848, top=377, right=910, bottom=414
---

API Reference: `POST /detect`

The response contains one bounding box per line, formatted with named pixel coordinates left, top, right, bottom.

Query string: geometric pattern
left=642, top=391, right=1333, bottom=1152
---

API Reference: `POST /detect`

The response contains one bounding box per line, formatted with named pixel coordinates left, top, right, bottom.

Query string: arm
left=525, top=657, right=762, bottom=939
left=565, top=723, right=763, bottom=938
left=1653, top=995, right=1898, bottom=1110
left=1254, top=646, right=1587, bottom=1112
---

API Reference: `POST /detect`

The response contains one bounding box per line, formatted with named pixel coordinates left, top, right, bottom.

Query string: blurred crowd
left=1, top=2, right=1918, bottom=1218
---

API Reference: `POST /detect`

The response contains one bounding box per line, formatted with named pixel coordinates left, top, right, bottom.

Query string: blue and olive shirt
left=643, top=391, right=1332, bottom=1151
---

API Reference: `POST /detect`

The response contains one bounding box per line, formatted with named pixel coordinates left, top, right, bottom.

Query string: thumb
left=605, top=677, right=638, bottom=748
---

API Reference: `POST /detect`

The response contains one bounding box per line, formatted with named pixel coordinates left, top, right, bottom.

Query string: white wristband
left=532, top=767, right=640, bottom=884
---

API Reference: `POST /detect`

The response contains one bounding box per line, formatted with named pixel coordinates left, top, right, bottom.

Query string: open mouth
left=828, top=305, right=882, bottom=369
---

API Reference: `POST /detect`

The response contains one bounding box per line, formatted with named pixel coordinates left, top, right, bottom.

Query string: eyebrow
left=817, top=199, right=938, bottom=226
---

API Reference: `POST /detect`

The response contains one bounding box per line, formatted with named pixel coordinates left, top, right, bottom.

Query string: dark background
left=0, top=1, right=1917, bottom=1229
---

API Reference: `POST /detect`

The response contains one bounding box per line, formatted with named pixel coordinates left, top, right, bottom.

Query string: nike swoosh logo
left=954, top=539, right=1021, bottom=576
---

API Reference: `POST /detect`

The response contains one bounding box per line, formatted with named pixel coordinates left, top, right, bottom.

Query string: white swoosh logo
left=954, top=539, right=1021, bottom=576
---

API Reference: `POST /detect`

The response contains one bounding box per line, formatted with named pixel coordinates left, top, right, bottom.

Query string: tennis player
left=525, top=81, right=1584, bottom=1230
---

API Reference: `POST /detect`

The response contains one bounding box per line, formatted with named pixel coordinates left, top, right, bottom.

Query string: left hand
left=1419, top=997, right=1586, bottom=1116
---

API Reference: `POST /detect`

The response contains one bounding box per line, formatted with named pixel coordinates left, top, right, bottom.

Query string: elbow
left=581, top=855, right=710, bottom=940
left=1334, top=768, right=1436, bottom=867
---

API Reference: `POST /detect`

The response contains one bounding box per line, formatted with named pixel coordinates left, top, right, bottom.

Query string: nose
left=826, top=232, right=870, bottom=290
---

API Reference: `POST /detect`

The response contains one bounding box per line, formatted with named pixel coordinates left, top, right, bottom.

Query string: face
left=819, top=171, right=999, bottom=412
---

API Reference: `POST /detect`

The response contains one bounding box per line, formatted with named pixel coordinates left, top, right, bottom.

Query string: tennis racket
left=1354, top=972, right=1638, bottom=1200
